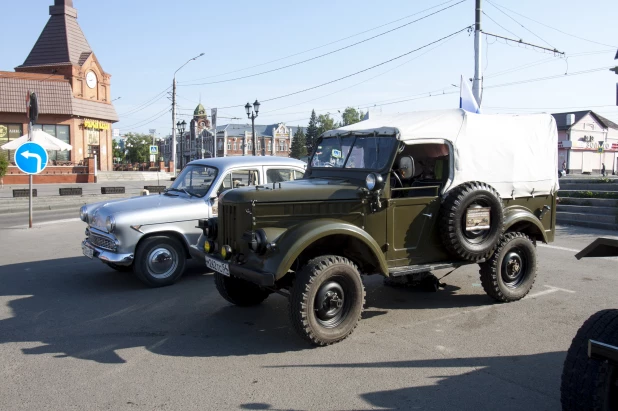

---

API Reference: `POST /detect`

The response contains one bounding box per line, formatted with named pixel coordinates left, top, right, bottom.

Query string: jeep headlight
left=106, top=215, right=116, bottom=233
left=80, top=205, right=88, bottom=222
left=248, top=229, right=268, bottom=255
left=366, top=173, right=383, bottom=191
left=205, top=219, right=218, bottom=240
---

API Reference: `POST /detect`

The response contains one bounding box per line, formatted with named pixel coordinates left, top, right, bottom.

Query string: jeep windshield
left=310, top=135, right=396, bottom=169
left=168, top=164, right=218, bottom=198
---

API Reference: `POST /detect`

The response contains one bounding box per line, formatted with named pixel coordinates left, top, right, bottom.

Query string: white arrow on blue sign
left=15, top=142, right=49, bottom=175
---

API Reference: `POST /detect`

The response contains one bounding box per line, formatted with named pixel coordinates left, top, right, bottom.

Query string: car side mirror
left=399, top=156, right=415, bottom=180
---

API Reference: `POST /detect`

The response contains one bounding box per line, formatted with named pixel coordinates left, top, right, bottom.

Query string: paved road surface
left=1, top=221, right=617, bottom=410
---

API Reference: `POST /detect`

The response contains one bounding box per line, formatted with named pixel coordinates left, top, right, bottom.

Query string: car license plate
left=82, top=244, right=94, bottom=259
left=205, top=255, right=230, bottom=276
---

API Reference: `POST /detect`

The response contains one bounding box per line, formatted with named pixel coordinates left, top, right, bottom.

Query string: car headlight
left=366, top=173, right=384, bottom=191
left=248, top=229, right=268, bottom=255
left=106, top=215, right=116, bottom=233
left=80, top=206, right=88, bottom=222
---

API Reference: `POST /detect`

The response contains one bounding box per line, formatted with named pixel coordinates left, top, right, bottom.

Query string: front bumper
left=206, top=254, right=275, bottom=286
left=82, top=239, right=134, bottom=266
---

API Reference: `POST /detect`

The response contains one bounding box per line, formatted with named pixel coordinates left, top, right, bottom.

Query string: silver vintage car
left=80, top=156, right=306, bottom=287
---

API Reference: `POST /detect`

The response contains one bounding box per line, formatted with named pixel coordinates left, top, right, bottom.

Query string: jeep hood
left=222, top=179, right=361, bottom=203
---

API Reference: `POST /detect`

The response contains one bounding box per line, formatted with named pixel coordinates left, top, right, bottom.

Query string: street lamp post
left=172, top=53, right=205, bottom=177
left=245, top=100, right=260, bottom=156
left=176, top=120, right=186, bottom=169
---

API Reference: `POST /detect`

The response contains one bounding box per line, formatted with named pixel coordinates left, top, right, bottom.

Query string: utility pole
left=171, top=78, right=177, bottom=177
left=472, top=0, right=482, bottom=107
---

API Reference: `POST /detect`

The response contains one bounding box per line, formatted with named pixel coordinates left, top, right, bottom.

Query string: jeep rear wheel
left=214, top=272, right=271, bottom=306
left=479, top=232, right=537, bottom=302
left=289, top=255, right=365, bottom=346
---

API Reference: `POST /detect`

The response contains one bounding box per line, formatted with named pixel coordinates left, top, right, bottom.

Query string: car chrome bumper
left=189, top=244, right=205, bottom=260
left=82, top=239, right=134, bottom=266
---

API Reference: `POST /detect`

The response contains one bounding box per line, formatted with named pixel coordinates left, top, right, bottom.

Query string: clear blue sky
left=2, top=0, right=617, bottom=135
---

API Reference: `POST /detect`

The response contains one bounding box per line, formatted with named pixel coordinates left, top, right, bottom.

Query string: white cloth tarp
left=322, top=109, right=559, bottom=199
left=0, top=129, right=73, bottom=151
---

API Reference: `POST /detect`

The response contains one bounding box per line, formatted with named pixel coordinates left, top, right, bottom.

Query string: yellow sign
left=0, top=125, right=7, bottom=138
left=83, top=119, right=110, bottom=130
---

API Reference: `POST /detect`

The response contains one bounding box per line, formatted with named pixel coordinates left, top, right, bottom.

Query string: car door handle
left=422, top=213, right=433, bottom=218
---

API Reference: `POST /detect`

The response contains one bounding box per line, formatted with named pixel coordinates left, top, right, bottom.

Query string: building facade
left=553, top=111, right=618, bottom=175
left=0, top=0, right=118, bottom=182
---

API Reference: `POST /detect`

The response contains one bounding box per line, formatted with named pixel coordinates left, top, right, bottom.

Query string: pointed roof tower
left=18, top=0, right=92, bottom=68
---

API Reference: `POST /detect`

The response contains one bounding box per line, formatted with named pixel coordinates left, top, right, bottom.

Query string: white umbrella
left=1, top=129, right=73, bottom=151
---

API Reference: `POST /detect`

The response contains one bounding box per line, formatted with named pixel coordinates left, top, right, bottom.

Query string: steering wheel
left=391, top=170, right=403, bottom=188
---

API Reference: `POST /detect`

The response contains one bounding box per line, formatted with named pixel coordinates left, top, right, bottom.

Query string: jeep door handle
left=422, top=213, right=433, bottom=218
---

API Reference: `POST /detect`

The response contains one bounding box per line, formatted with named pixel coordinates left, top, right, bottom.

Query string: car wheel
left=105, top=262, right=133, bottom=273
left=214, top=272, right=271, bottom=306
left=561, top=309, right=618, bottom=411
left=479, top=232, right=537, bottom=302
left=133, top=236, right=186, bottom=287
left=289, top=255, right=365, bottom=346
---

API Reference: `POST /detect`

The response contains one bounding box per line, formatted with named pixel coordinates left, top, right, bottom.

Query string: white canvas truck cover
left=322, top=109, right=559, bottom=199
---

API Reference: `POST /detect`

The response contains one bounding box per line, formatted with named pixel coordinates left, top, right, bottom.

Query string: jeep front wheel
left=289, top=255, right=365, bottom=346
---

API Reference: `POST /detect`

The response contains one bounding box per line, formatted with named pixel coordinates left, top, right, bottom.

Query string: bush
left=566, top=191, right=618, bottom=199
left=0, top=151, right=8, bottom=179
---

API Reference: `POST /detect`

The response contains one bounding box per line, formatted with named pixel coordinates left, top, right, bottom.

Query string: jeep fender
left=263, top=219, right=389, bottom=280
left=504, top=207, right=549, bottom=243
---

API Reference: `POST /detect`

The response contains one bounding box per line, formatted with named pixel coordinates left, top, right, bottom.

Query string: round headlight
left=221, top=245, right=232, bottom=260
left=366, top=174, right=376, bottom=191
left=106, top=215, right=116, bottom=233
left=248, top=229, right=268, bottom=255
left=80, top=206, right=88, bottom=222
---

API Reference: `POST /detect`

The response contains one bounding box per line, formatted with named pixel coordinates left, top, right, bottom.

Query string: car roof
left=187, top=156, right=306, bottom=172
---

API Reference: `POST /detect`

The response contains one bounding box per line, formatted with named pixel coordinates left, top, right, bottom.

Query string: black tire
left=290, top=255, right=365, bottom=346
left=439, top=181, right=504, bottom=262
left=214, top=272, right=271, bottom=306
left=105, top=263, right=133, bottom=273
left=479, top=232, right=537, bottom=302
left=561, top=309, right=618, bottom=411
left=133, top=236, right=186, bottom=287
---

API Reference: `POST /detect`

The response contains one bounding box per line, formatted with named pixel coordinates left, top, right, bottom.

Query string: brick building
left=0, top=0, right=118, bottom=182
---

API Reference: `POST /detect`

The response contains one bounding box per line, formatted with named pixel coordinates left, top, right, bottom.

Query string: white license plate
left=205, top=255, right=230, bottom=276
left=82, top=244, right=94, bottom=259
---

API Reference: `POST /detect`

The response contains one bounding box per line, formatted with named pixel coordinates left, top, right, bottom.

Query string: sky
left=2, top=0, right=617, bottom=136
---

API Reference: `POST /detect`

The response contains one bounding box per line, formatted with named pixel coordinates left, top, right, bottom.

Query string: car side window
left=266, top=168, right=306, bottom=183
left=217, top=168, right=259, bottom=195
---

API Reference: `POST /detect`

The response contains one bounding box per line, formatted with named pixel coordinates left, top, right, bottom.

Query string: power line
left=216, top=27, right=472, bottom=110
left=177, top=0, right=464, bottom=83
left=486, top=0, right=554, bottom=49
left=178, top=0, right=467, bottom=87
left=118, top=87, right=171, bottom=116
left=121, top=107, right=171, bottom=130
left=482, top=11, right=521, bottom=39
left=486, top=0, right=616, bottom=48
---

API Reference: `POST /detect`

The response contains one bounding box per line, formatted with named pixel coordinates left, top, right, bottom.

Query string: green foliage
left=341, top=107, right=363, bottom=126
left=305, top=110, right=319, bottom=154
left=564, top=190, right=618, bottom=199
left=592, top=177, right=615, bottom=183
left=112, top=139, right=124, bottom=160
left=0, top=150, right=8, bottom=179
left=290, top=127, right=308, bottom=159
left=316, top=113, right=336, bottom=137
left=124, top=133, right=152, bottom=164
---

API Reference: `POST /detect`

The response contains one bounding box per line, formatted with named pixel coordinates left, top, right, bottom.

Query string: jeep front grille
left=89, top=232, right=117, bottom=251
left=220, top=204, right=237, bottom=249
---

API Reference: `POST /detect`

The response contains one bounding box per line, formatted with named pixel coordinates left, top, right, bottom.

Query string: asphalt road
left=1, top=221, right=617, bottom=410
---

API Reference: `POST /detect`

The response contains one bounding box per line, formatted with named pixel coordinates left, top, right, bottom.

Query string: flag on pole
left=459, top=75, right=481, bottom=114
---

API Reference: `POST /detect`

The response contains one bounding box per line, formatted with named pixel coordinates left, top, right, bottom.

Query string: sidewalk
left=0, top=179, right=171, bottom=198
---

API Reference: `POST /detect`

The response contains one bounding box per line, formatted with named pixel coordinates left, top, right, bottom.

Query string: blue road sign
left=15, top=142, right=48, bottom=175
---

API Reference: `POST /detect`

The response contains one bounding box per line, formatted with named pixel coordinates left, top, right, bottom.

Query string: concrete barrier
left=13, top=189, right=37, bottom=198
left=101, top=187, right=125, bottom=194
left=59, top=187, right=83, bottom=196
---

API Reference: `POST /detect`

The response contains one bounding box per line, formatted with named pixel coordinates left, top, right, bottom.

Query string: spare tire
left=439, top=181, right=504, bottom=262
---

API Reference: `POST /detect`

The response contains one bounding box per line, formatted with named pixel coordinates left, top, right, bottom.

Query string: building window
left=227, top=141, right=231, bottom=150
left=233, top=141, right=237, bottom=151
left=33, top=124, right=70, bottom=162
left=267, top=142, right=272, bottom=152
left=247, top=141, right=252, bottom=151
left=257, top=140, right=261, bottom=151
left=279, top=140, right=286, bottom=151
left=0, top=123, right=24, bottom=163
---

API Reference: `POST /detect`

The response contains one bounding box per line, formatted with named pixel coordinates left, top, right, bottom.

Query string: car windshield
left=310, top=135, right=396, bottom=170
left=169, top=165, right=218, bottom=198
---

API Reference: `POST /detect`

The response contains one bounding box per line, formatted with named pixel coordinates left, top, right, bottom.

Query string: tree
left=0, top=150, right=8, bottom=180
left=290, top=127, right=307, bottom=159
left=112, top=139, right=124, bottom=162
left=316, top=113, right=336, bottom=136
left=341, top=107, right=362, bottom=126
left=305, top=110, right=319, bottom=154
left=124, top=133, right=151, bottom=164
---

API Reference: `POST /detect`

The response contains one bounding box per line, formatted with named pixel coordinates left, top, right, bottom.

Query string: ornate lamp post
left=176, top=120, right=186, bottom=169
left=245, top=100, right=260, bottom=156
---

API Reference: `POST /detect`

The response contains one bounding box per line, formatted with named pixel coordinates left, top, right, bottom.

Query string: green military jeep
left=200, top=109, right=559, bottom=346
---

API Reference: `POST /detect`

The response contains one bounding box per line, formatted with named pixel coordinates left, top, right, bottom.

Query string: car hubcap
left=315, top=281, right=346, bottom=328
left=147, top=247, right=178, bottom=279
left=502, top=250, right=525, bottom=287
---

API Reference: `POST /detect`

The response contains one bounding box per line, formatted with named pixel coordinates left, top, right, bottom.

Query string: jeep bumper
left=205, top=255, right=275, bottom=286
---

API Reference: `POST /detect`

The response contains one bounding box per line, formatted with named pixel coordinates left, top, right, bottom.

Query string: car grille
left=89, top=232, right=117, bottom=251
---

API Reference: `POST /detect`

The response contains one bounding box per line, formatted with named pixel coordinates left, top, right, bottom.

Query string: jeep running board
left=389, top=260, right=483, bottom=277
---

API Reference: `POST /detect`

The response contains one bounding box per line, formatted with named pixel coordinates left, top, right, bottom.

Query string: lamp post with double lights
left=176, top=120, right=187, bottom=169
left=245, top=100, right=260, bottom=156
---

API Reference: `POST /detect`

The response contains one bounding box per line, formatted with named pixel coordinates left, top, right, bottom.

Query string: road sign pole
left=28, top=121, right=33, bottom=228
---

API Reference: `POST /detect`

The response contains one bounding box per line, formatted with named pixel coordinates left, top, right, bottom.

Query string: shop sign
left=558, top=140, right=617, bottom=151
left=83, top=119, right=110, bottom=130
left=0, top=125, right=7, bottom=138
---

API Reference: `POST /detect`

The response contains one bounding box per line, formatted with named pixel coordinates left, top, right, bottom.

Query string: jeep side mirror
left=399, top=156, right=415, bottom=180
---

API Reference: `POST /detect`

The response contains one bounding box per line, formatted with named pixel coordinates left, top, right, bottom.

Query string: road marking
left=539, top=244, right=580, bottom=253
left=8, top=218, right=80, bottom=228
left=543, top=284, right=576, bottom=294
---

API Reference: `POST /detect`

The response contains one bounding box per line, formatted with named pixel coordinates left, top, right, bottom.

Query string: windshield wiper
left=165, top=188, right=197, bottom=197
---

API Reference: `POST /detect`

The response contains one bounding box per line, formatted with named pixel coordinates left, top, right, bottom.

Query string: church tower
left=193, top=103, right=211, bottom=134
